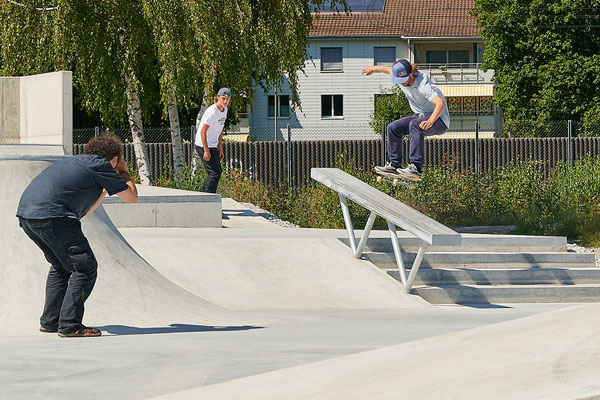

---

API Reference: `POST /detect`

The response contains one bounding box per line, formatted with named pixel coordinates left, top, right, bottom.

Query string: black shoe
left=58, top=326, right=102, bottom=337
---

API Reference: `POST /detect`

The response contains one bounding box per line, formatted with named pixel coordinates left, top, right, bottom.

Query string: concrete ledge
left=103, top=185, right=222, bottom=228
left=412, top=284, right=600, bottom=304
left=0, top=144, right=65, bottom=156
left=366, top=251, right=596, bottom=269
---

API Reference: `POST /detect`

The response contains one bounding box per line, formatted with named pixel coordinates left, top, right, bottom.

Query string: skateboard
left=375, top=169, right=421, bottom=186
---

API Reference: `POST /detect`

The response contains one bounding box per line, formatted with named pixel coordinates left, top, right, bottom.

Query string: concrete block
left=103, top=185, right=222, bottom=228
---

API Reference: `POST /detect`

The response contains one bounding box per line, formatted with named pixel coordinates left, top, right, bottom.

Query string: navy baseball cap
left=391, top=59, right=413, bottom=84
left=217, top=87, right=231, bottom=97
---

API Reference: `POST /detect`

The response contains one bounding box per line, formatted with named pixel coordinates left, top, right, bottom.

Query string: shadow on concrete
left=96, top=324, right=264, bottom=336
left=454, top=303, right=512, bottom=309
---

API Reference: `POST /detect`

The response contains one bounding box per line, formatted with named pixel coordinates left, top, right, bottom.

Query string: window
left=321, top=95, right=343, bottom=118
left=267, top=95, right=290, bottom=118
left=448, top=50, right=470, bottom=64
left=426, top=50, right=446, bottom=64
left=447, top=96, right=494, bottom=116
left=426, top=49, right=471, bottom=65
left=321, top=47, right=343, bottom=71
left=374, top=47, right=396, bottom=66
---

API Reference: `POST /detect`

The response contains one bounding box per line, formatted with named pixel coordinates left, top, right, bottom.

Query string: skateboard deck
left=374, top=168, right=421, bottom=185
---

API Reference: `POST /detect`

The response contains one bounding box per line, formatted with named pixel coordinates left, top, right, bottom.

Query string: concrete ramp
left=121, top=232, right=431, bottom=310
left=152, top=303, right=600, bottom=400
left=0, top=159, right=256, bottom=336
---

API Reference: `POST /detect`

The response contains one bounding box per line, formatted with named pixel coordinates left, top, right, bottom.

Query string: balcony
left=419, top=63, right=494, bottom=85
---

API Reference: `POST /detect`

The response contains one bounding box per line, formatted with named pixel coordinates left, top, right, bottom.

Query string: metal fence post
left=475, top=120, right=480, bottom=175
left=567, top=120, right=573, bottom=166
left=287, top=124, right=292, bottom=186
left=94, top=126, right=99, bottom=138
left=191, top=125, right=196, bottom=168
left=382, top=122, right=387, bottom=166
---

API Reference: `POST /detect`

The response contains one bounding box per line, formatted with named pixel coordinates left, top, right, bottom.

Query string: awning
left=438, top=84, right=495, bottom=97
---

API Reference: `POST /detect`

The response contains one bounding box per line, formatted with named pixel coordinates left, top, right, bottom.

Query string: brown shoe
left=58, top=326, right=102, bottom=337
left=40, top=326, right=58, bottom=333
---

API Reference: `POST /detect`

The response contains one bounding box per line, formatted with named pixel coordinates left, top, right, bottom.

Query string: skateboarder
left=194, top=87, right=231, bottom=193
left=362, top=59, right=450, bottom=180
left=16, top=134, right=138, bottom=337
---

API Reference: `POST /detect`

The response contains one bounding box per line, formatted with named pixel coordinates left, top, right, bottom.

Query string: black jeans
left=195, top=145, right=222, bottom=193
left=19, top=217, right=98, bottom=334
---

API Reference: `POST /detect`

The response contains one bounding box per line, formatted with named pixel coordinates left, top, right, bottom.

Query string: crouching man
left=16, top=134, right=138, bottom=337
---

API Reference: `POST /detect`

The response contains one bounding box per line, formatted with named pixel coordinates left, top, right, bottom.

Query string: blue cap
left=391, top=59, right=412, bottom=84
left=217, top=87, right=231, bottom=97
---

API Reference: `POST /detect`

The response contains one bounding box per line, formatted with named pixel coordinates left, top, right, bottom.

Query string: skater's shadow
left=96, top=323, right=263, bottom=336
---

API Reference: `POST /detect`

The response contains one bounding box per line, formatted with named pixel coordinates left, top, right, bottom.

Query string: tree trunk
left=167, top=96, right=184, bottom=185
left=120, top=28, right=152, bottom=185
left=125, top=73, right=153, bottom=185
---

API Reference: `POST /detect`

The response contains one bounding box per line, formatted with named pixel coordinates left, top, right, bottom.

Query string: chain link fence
left=74, top=136, right=600, bottom=187
left=71, top=120, right=600, bottom=185
left=501, top=120, right=600, bottom=138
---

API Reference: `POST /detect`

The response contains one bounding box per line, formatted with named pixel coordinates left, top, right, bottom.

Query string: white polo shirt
left=195, top=104, right=227, bottom=148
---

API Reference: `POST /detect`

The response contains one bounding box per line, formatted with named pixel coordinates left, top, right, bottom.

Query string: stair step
left=385, top=268, right=600, bottom=286
left=411, top=284, right=600, bottom=304
left=342, top=234, right=567, bottom=253
left=365, top=251, right=595, bottom=269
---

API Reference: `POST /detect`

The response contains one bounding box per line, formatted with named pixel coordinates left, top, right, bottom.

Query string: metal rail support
left=338, top=194, right=425, bottom=293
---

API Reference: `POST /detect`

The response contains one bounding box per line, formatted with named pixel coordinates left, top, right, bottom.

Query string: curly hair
left=83, top=132, right=123, bottom=161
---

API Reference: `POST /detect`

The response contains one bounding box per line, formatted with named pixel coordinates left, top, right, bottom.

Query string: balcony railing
left=417, top=63, right=494, bottom=85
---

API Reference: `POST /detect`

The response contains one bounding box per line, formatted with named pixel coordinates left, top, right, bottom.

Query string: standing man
left=362, top=59, right=450, bottom=180
left=195, top=87, right=231, bottom=193
left=16, top=134, right=138, bottom=337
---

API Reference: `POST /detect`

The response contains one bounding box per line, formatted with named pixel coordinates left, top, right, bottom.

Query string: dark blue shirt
left=17, top=154, right=129, bottom=220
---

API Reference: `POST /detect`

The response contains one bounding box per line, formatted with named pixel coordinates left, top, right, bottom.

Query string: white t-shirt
left=399, top=72, right=450, bottom=129
left=195, top=104, right=227, bottom=148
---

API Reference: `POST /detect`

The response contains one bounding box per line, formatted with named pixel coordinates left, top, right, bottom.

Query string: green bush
left=154, top=157, right=600, bottom=246
left=369, top=85, right=412, bottom=134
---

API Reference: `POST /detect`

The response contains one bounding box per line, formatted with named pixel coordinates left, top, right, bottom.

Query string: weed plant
left=154, top=156, right=600, bottom=246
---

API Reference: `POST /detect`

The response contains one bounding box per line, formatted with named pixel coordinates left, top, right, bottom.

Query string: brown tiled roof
left=310, top=0, right=480, bottom=37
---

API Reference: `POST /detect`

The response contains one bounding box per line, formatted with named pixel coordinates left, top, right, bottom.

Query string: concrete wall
left=0, top=71, right=72, bottom=154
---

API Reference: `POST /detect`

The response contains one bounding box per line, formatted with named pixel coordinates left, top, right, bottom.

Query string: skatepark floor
left=0, top=198, right=596, bottom=400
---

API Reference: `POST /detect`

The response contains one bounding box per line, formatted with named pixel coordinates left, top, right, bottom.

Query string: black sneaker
left=58, top=326, right=102, bottom=337
left=39, top=326, right=58, bottom=333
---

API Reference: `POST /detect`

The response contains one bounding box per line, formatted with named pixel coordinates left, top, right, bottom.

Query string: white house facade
left=241, top=0, right=498, bottom=141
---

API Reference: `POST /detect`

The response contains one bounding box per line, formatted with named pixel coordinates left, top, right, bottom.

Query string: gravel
left=240, top=202, right=299, bottom=228
left=567, top=242, right=600, bottom=268
left=241, top=202, right=600, bottom=268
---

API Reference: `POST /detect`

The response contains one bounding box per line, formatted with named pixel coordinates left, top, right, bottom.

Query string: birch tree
left=1, top=1, right=156, bottom=184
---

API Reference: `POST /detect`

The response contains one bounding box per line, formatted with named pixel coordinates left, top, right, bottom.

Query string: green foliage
left=472, top=0, right=600, bottom=130
left=369, top=85, right=412, bottom=134
left=1, top=1, right=349, bottom=127
left=161, top=155, right=600, bottom=246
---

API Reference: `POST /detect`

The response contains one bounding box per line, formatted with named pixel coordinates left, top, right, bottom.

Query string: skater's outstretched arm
left=362, top=65, right=392, bottom=76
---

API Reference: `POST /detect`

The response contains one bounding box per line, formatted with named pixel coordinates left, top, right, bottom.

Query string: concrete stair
left=357, top=234, right=600, bottom=304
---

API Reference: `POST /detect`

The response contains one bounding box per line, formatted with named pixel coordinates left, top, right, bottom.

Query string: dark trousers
left=195, top=145, right=222, bottom=193
left=19, top=217, right=98, bottom=334
left=387, top=115, right=448, bottom=169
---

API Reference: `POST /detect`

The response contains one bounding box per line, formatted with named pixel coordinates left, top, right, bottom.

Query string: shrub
left=154, top=157, right=600, bottom=246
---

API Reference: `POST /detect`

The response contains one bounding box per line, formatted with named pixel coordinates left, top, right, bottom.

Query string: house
left=245, top=0, right=498, bottom=141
